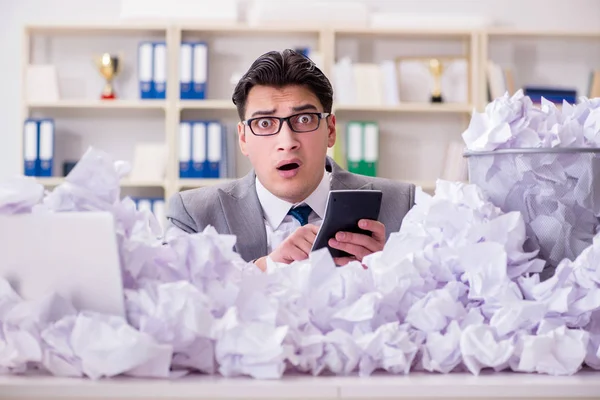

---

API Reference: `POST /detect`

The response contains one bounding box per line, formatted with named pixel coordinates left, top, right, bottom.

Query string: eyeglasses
left=243, top=112, right=330, bottom=136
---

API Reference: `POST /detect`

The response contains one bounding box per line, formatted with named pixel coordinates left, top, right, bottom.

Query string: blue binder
left=179, top=121, right=192, bottom=178
left=192, top=120, right=207, bottom=178
left=153, top=41, right=167, bottom=99
left=23, top=119, right=38, bottom=176
left=206, top=121, right=222, bottom=178
left=138, top=41, right=154, bottom=99
left=37, top=119, right=54, bottom=177
left=192, top=42, right=208, bottom=99
left=180, top=42, right=194, bottom=99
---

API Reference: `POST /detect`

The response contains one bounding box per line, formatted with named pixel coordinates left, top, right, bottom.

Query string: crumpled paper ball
left=462, top=91, right=600, bottom=273
left=0, top=147, right=599, bottom=380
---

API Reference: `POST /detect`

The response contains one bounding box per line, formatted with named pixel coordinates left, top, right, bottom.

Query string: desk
left=0, top=371, right=599, bottom=399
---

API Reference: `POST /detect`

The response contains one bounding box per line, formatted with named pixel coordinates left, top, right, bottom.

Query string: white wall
left=1, top=0, right=599, bottom=179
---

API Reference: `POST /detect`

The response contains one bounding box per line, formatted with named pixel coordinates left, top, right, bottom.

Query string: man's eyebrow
left=250, top=109, right=276, bottom=118
left=250, top=104, right=319, bottom=118
left=292, top=104, right=319, bottom=112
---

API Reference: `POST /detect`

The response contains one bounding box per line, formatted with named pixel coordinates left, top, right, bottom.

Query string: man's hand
left=254, top=224, right=320, bottom=271
left=328, top=219, right=386, bottom=266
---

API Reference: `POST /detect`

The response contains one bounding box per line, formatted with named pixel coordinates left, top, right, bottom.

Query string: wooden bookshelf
left=21, top=22, right=597, bottom=207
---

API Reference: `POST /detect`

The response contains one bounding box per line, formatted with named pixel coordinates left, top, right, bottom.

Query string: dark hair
left=232, top=49, right=333, bottom=120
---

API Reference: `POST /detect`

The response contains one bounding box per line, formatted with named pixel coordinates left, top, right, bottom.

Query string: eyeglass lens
left=250, top=113, right=321, bottom=135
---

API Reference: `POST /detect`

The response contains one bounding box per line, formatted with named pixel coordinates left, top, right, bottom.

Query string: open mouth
left=277, top=162, right=300, bottom=171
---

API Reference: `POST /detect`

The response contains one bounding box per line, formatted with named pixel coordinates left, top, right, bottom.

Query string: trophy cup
left=429, top=58, right=444, bottom=103
left=94, top=53, right=121, bottom=100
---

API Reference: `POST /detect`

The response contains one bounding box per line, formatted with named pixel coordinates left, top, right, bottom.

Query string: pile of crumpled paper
left=462, top=91, right=600, bottom=270
left=1, top=94, right=599, bottom=380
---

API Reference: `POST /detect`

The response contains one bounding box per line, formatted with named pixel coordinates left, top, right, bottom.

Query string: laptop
left=0, top=211, right=126, bottom=318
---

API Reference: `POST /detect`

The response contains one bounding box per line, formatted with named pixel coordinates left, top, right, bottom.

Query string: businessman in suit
left=166, top=49, right=415, bottom=271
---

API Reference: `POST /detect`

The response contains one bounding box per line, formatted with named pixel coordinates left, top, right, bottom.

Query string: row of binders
left=346, top=121, right=379, bottom=177
left=134, top=197, right=166, bottom=231
left=138, top=41, right=208, bottom=100
left=179, top=120, right=231, bottom=178
left=23, top=118, right=55, bottom=177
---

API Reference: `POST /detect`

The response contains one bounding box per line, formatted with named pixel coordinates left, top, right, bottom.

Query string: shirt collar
left=256, top=170, right=331, bottom=230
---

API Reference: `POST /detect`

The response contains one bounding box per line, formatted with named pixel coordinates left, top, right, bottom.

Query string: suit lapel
left=328, top=156, right=374, bottom=191
left=217, top=172, right=268, bottom=262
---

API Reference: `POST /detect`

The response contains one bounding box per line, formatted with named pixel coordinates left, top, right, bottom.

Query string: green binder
left=345, top=121, right=378, bottom=177
left=346, top=121, right=363, bottom=174
left=362, top=121, right=378, bottom=177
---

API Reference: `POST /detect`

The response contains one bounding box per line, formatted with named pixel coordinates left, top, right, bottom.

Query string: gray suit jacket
left=166, top=157, right=415, bottom=262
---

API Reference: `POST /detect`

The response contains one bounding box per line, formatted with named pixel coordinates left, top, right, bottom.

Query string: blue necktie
left=288, top=205, right=312, bottom=226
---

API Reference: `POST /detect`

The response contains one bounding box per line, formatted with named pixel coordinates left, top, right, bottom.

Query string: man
left=166, top=49, right=415, bottom=271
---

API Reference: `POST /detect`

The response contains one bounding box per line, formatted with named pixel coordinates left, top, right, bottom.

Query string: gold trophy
left=94, top=53, right=121, bottom=100
left=429, top=58, right=444, bottom=103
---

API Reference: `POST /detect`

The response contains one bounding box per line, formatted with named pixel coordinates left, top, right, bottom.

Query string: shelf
left=333, top=27, right=475, bottom=38
left=333, top=103, right=474, bottom=113
left=409, top=180, right=469, bottom=192
left=484, top=28, right=600, bottom=38
left=177, top=100, right=237, bottom=111
left=35, top=177, right=65, bottom=187
left=34, top=177, right=165, bottom=188
left=27, top=100, right=167, bottom=110
left=177, top=178, right=236, bottom=189
left=25, top=23, right=168, bottom=35
left=120, top=179, right=166, bottom=188
left=180, top=23, right=323, bottom=35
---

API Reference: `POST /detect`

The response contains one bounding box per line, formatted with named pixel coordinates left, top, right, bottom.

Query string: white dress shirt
left=255, top=170, right=331, bottom=253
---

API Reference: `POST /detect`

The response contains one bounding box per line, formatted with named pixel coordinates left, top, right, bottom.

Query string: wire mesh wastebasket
left=464, top=148, right=600, bottom=274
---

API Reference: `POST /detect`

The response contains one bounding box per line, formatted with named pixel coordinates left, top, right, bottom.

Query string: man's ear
left=238, top=122, right=249, bottom=156
left=327, top=114, right=336, bottom=148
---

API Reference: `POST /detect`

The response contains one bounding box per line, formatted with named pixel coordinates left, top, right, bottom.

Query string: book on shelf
left=180, top=41, right=208, bottom=100
left=345, top=121, right=379, bottom=177
left=23, top=118, right=55, bottom=177
left=524, top=86, right=577, bottom=104
left=138, top=40, right=208, bottom=100
left=333, top=57, right=469, bottom=106
left=138, top=41, right=167, bottom=99
left=179, top=120, right=235, bottom=179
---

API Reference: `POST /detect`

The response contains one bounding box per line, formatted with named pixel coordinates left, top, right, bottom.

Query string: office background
left=1, top=0, right=599, bottom=213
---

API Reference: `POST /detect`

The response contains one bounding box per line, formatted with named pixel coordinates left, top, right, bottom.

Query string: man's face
left=238, top=85, right=336, bottom=204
